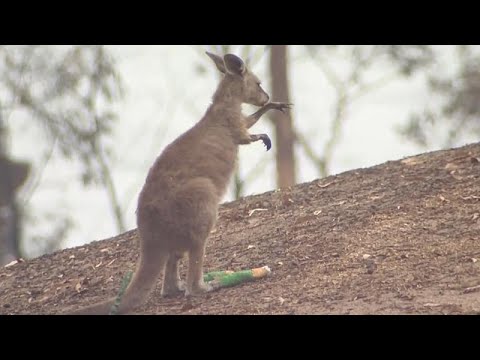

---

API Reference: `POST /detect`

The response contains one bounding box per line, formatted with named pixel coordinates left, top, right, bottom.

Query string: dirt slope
left=1, top=143, right=480, bottom=315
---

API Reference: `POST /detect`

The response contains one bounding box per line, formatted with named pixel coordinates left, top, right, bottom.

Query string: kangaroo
left=68, top=51, right=291, bottom=315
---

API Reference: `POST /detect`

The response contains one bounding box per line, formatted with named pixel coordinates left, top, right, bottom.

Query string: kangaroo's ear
left=206, top=51, right=226, bottom=73
left=223, top=54, right=246, bottom=76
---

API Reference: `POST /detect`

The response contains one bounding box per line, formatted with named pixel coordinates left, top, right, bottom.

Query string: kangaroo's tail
left=66, top=242, right=168, bottom=315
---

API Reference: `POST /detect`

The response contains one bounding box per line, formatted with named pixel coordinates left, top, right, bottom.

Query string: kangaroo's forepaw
left=270, top=102, right=293, bottom=114
left=258, top=134, right=271, bottom=151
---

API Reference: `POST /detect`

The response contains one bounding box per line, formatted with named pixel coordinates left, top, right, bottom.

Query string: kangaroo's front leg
left=238, top=131, right=272, bottom=151
left=245, top=102, right=292, bottom=129
left=249, top=133, right=272, bottom=151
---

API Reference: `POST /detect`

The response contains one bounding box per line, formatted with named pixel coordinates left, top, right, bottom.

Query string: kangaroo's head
left=206, top=51, right=270, bottom=107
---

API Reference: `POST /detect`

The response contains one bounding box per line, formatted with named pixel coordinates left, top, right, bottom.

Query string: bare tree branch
left=312, top=51, right=343, bottom=91
left=87, top=46, right=126, bottom=233
left=294, top=129, right=322, bottom=168
left=319, top=90, right=348, bottom=177
left=20, top=136, right=57, bottom=206
left=350, top=71, right=400, bottom=101
left=300, top=45, right=434, bottom=178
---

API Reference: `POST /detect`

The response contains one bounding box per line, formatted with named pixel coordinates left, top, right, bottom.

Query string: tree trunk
left=0, top=115, right=29, bottom=265
left=269, top=45, right=296, bottom=189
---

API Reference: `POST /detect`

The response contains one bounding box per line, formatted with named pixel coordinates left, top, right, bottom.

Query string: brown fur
left=67, top=52, right=291, bottom=315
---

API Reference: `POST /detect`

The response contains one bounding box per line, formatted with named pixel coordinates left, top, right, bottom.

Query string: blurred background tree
left=0, top=45, right=123, bottom=265
left=3, top=45, right=480, bottom=262
left=400, top=45, right=480, bottom=148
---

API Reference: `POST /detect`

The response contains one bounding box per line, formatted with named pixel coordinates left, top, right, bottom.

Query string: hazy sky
left=8, top=45, right=473, bottom=256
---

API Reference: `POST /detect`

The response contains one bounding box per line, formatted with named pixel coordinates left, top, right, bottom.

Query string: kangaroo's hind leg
left=162, top=251, right=186, bottom=297
left=173, top=177, right=219, bottom=297
left=185, top=242, right=213, bottom=297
